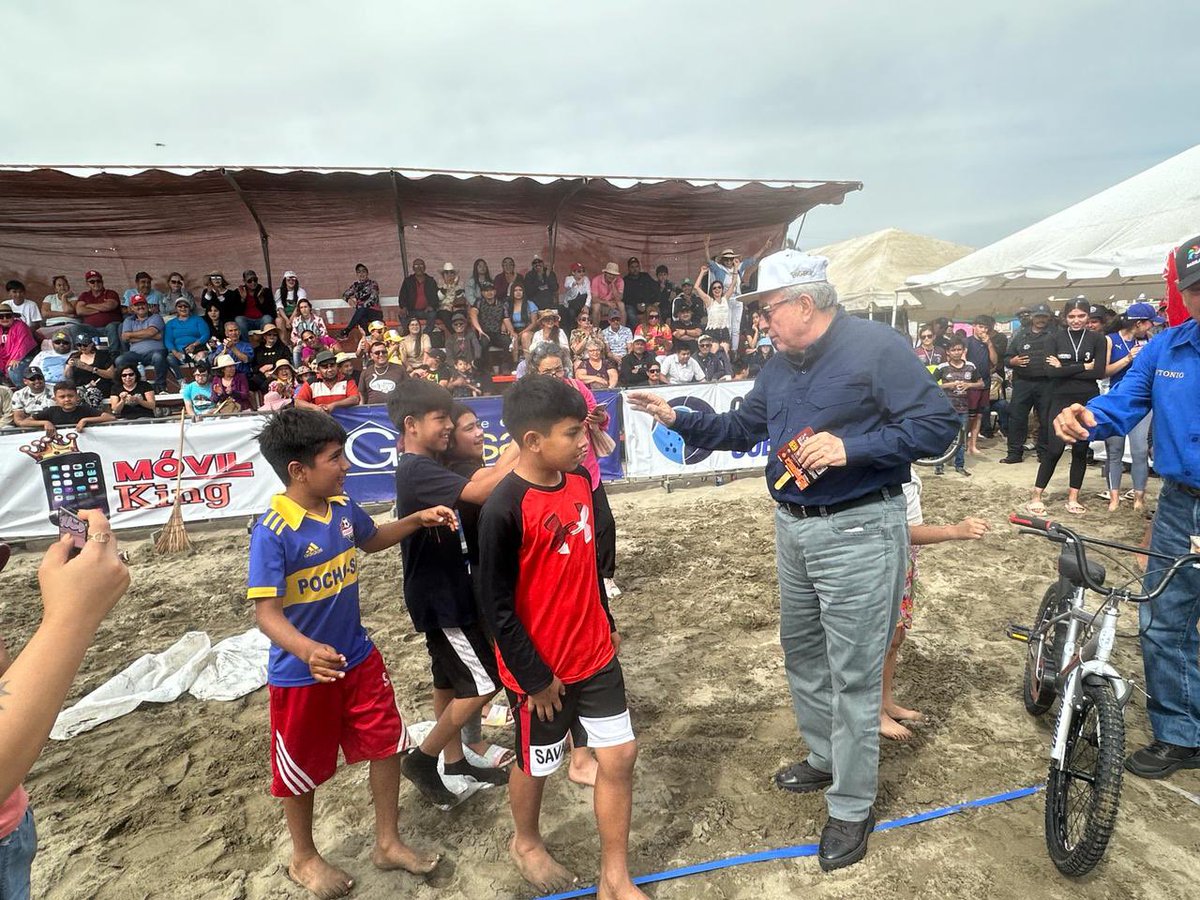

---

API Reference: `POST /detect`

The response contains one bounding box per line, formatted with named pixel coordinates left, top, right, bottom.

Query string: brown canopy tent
left=0, top=165, right=861, bottom=299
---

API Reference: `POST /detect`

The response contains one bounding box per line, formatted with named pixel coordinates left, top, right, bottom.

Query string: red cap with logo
left=84, top=269, right=101, bottom=280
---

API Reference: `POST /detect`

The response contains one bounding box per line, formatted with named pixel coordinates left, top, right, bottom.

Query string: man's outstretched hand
left=1054, top=403, right=1096, bottom=444
left=627, top=391, right=677, bottom=427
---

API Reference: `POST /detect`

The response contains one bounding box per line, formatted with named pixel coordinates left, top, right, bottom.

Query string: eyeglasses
left=919, top=333, right=933, bottom=340
left=52, top=340, right=70, bottom=345
left=538, top=365, right=565, bottom=376
left=245, top=278, right=258, bottom=284
left=121, top=371, right=138, bottom=378
left=371, top=350, right=388, bottom=356
left=647, top=367, right=661, bottom=373
left=169, top=279, right=183, bottom=286
left=87, top=279, right=102, bottom=284
left=758, top=295, right=796, bottom=323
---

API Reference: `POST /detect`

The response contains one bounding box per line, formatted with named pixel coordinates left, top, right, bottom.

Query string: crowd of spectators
left=1, top=244, right=777, bottom=429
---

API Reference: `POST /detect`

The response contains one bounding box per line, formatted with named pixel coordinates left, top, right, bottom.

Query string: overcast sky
left=4, top=0, right=1194, bottom=252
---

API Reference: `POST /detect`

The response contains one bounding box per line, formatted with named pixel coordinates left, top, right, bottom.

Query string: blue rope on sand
left=535, top=784, right=1043, bottom=900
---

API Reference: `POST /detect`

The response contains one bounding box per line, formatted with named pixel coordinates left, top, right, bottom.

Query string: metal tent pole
left=221, top=169, right=272, bottom=291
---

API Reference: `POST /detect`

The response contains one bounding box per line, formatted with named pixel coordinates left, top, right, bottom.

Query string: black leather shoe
left=772, top=760, right=833, bottom=794
left=998, top=456, right=1023, bottom=464
left=818, top=809, right=876, bottom=872
left=1124, top=741, right=1200, bottom=778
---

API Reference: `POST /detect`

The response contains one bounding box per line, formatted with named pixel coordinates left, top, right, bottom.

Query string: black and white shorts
left=424, top=623, right=500, bottom=699
left=506, top=658, right=634, bottom=777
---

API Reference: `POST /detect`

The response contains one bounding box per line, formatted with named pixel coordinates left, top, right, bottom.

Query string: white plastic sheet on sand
left=51, top=629, right=270, bottom=740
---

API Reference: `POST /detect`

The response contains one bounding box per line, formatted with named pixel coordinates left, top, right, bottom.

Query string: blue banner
left=334, top=392, right=623, bottom=505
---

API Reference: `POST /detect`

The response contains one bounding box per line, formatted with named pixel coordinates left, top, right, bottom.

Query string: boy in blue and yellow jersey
left=249, top=407, right=454, bottom=899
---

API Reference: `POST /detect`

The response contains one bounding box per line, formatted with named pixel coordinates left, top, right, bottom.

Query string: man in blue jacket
left=1055, top=235, right=1200, bottom=780
left=629, top=251, right=957, bottom=872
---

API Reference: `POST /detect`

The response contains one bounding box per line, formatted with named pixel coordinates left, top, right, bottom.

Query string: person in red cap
left=74, top=271, right=123, bottom=351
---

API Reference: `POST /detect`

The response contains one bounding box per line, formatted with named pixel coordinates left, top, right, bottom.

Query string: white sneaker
left=604, top=578, right=622, bottom=599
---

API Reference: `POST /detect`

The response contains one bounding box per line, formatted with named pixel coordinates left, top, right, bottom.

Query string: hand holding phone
left=58, top=507, right=88, bottom=559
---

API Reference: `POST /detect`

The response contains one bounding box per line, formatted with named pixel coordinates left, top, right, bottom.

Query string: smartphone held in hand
left=58, top=507, right=88, bottom=559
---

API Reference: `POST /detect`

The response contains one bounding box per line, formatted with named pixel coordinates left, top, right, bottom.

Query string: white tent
left=810, top=228, right=972, bottom=314
left=905, top=143, right=1200, bottom=317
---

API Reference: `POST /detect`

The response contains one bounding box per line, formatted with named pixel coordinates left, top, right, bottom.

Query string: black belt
left=778, top=484, right=902, bottom=520
left=1170, top=480, right=1200, bottom=499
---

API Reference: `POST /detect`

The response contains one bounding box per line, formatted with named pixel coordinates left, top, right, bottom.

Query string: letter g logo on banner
left=652, top=396, right=714, bottom=465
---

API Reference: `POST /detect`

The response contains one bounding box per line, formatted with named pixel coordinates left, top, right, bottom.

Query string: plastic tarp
left=905, top=144, right=1200, bottom=317
left=50, top=628, right=270, bottom=740
left=0, top=166, right=861, bottom=300
left=808, top=228, right=972, bottom=312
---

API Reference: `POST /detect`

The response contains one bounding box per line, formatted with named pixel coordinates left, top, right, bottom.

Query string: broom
left=154, top=409, right=193, bottom=554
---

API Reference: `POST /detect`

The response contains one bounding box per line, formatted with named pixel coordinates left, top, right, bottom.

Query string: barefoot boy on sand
left=478, top=375, right=646, bottom=899
left=249, top=407, right=450, bottom=898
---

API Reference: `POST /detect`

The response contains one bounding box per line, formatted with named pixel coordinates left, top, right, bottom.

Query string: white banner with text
left=621, top=382, right=770, bottom=478
left=0, top=418, right=284, bottom=539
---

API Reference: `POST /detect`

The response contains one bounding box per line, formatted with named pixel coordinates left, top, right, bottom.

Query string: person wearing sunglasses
left=628, top=250, right=958, bottom=873
left=913, top=328, right=943, bottom=367
left=235, top=269, right=277, bottom=339
left=73, top=270, right=122, bottom=351
left=9, top=366, right=54, bottom=427
left=358, top=341, right=406, bottom=405
left=162, top=272, right=196, bottom=314
left=110, top=367, right=156, bottom=420
left=29, top=332, right=73, bottom=383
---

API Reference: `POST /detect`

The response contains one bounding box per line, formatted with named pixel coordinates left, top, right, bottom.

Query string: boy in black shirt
left=388, top=381, right=519, bottom=806
left=478, top=376, right=642, bottom=898
left=32, top=380, right=114, bottom=435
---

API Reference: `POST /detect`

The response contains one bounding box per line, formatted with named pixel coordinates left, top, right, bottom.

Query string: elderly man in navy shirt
left=630, top=251, right=957, bottom=872
left=1056, top=234, right=1200, bottom=781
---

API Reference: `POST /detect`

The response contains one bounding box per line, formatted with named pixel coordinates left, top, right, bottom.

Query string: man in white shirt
left=5, top=280, right=44, bottom=331
left=660, top=346, right=706, bottom=384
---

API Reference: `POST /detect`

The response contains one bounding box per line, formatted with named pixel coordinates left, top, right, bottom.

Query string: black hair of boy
left=52, top=380, right=77, bottom=394
left=257, top=406, right=348, bottom=483
left=946, top=336, right=966, bottom=350
left=503, top=374, right=587, bottom=444
left=386, top=378, right=453, bottom=430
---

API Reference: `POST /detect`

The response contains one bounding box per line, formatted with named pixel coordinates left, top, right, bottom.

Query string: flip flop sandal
left=1065, top=501, right=1087, bottom=515
left=1025, top=501, right=1048, bottom=516
left=463, top=743, right=516, bottom=769
left=1121, top=489, right=1137, bottom=501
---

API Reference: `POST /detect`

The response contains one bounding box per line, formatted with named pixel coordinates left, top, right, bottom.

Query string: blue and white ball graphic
left=651, top=396, right=715, bottom=465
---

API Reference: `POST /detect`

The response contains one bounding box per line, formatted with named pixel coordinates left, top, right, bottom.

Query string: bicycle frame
left=1048, top=588, right=1128, bottom=768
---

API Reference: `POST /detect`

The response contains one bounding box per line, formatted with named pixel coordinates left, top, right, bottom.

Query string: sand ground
left=6, top=438, right=1200, bottom=899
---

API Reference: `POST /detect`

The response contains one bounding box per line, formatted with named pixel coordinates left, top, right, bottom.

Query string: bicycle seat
left=1058, top=545, right=1106, bottom=587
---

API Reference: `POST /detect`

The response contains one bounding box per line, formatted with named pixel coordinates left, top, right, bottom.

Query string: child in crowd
left=447, top=357, right=483, bottom=398
left=882, top=474, right=990, bottom=740
left=248, top=407, right=452, bottom=897
left=478, top=375, right=643, bottom=898
left=387, top=381, right=520, bottom=806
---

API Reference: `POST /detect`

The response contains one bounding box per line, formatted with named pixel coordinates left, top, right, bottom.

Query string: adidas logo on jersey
left=303, top=542, right=323, bottom=558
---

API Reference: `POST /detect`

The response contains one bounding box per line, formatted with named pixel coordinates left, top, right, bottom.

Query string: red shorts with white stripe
left=267, top=646, right=407, bottom=797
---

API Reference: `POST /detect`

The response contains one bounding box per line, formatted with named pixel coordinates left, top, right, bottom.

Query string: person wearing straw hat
left=210, top=353, right=252, bottom=411
left=589, top=262, right=625, bottom=324
left=628, top=250, right=958, bottom=872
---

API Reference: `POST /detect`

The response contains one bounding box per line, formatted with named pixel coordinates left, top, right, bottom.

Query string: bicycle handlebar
left=1008, top=513, right=1200, bottom=602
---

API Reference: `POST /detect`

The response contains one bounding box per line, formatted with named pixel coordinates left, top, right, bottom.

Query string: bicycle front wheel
left=1045, top=678, right=1124, bottom=877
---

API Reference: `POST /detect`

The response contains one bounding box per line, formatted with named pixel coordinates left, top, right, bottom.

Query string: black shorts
left=707, top=327, right=731, bottom=345
left=424, top=623, right=500, bottom=698
left=506, top=658, right=634, bottom=777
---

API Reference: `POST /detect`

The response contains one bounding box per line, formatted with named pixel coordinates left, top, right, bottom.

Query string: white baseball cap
left=738, top=250, right=829, bottom=304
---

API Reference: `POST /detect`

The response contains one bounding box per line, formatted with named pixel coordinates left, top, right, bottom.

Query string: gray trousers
left=774, top=493, right=908, bottom=821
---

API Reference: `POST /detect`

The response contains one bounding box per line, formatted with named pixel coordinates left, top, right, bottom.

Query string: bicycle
left=1006, top=512, right=1200, bottom=877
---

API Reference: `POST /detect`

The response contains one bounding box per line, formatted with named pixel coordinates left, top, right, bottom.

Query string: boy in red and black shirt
left=478, top=375, right=644, bottom=899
